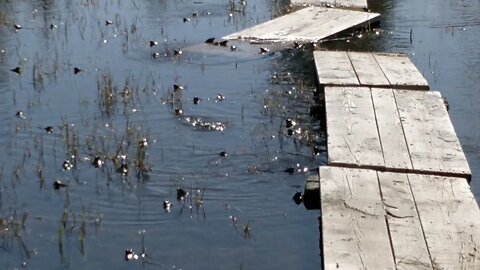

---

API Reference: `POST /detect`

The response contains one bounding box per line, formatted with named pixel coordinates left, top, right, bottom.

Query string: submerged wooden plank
left=394, top=90, right=471, bottom=178
left=348, top=51, right=390, bottom=86
left=408, top=174, right=480, bottom=269
left=320, top=166, right=395, bottom=270
left=291, top=0, right=368, bottom=10
left=371, top=89, right=412, bottom=170
left=374, top=53, right=429, bottom=90
left=325, top=86, right=384, bottom=168
left=314, top=51, right=359, bottom=86
left=223, top=7, right=380, bottom=43
left=378, top=172, right=433, bottom=270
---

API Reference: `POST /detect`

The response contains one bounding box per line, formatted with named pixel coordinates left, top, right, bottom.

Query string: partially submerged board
left=314, top=51, right=430, bottom=90
left=223, top=7, right=379, bottom=43
left=291, top=0, right=368, bottom=10
left=324, top=87, right=471, bottom=180
left=320, top=166, right=480, bottom=270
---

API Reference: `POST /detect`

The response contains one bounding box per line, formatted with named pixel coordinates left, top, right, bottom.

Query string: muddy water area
left=0, top=0, right=479, bottom=269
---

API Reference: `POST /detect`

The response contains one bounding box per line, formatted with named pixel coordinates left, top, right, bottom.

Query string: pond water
left=0, top=0, right=478, bottom=269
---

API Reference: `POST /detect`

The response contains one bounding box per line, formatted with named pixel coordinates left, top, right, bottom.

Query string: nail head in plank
left=320, top=166, right=396, bottom=270
left=314, top=51, right=359, bottom=86
left=223, top=7, right=380, bottom=43
left=373, top=53, right=429, bottom=90
left=371, top=89, right=413, bottom=170
left=325, top=86, right=384, bottom=168
left=394, top=90, right=471, bottom=178
left=377, top=171, right=433, bottom=270
left=408, top=174, right=480, bottom=269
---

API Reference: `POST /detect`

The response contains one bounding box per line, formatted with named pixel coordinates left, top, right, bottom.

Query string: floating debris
left=230, top=45, right=238, bottom=51
left=74, top=67, right=83, bottom=74
left=284, top=167, right=295, bottom=174
left=293, top=41, right=302, bottom=49
left=53, top=179, right=67, bottom=190
left=62, top=160, right=73, bottom=171
left=285, top=118, right=296, bottom=128
left=205, top=37, right=216, bottom=44
left=216, top=93, right=226, bottom=102
left=193, top=97, right=201, bottom=104
left=183, top=17, right=191, bottom=23
left=292, top=191, right=303, bottom=205
left=14, top=24, right=22, bottom=31
left=44, top=126, right=54, bottom=134
left=182, top=116, right=226, bottom=132
left=50, top=24, right=57, bottom=30
left=442, top=96, right=450, bottom=111
left=219, top=151, right=227, bottom=157
left=118, top=163, right=129, bottom=176
left=192, top=11, right=198, bottom=17
left=259, top=47, right=269, bottom=54
left=174, top=49, right=183, bottom=55
left=173, top=84, right=184, bottom=91
left=215, top=40, right=228, bottom=47
left=92, top=156, right=104, bottom=168
left=125, top=249, right=139, bottom=261
left=138, top=138, right=148, bottom=149
left=177, top=188, right=188, bottom=201
left=163, top=200, right=172, bottom=212
left=15, top=111, right=26, bottom=119
left=152, top=52, right=160, bottom=58
left=149, top=40, right=158, bottom=47
left=11, top=67, right=22, bottom=75
left=174, top=109, right=183, bottom=116
left=105, top=20, right=113, bottom=26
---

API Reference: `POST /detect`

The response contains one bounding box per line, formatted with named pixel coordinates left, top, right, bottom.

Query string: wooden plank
left=348, top=52, right=390, bottom=86
left=223, top=7, right=380, bottom=43
left=374, top=53, right=429, bottom=90
left=371, top=89, right=413, bottom=170
left=408, top=174, right=480, bottom=269
left=377, top=171, right=433, bottom=270
left=394, top=90, right=471, bottom=178
left=320, top=166, right=396, bottom=270
left=325, top=86, right=384, bottom=168
left=314, top=51, right=359, bottom=86
left=291, top=0, right=368, bottom=10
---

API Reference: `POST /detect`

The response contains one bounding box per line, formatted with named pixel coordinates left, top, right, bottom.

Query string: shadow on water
left=0, top=0, right=479, bottom=269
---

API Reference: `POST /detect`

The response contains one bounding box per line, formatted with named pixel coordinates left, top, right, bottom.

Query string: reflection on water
left=0, top=0, right=479, bottom=269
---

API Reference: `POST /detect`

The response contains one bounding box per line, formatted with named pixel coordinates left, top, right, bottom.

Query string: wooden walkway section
left=314, top=51, right=430, bottom=90
left=320, top=166, right=480, bottom=270
left=223, top=7, right=379, bottom=43
left=291, top=0, right=368, bottom=10
left=325, top=86, right=471, bottom=180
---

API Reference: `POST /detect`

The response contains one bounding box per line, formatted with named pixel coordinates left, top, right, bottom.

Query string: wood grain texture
left=394, top=90, right=471, bottom=178
left=314, top=51, right=359, bottom=86
left=378, top=171, right=433, bottom=270
left=371, top=89, right=412, bottom=170
left=374, top=53, right=429, bottom=90
left=408, top=174, right=480, bottom=269
left=325, top=86, right=384, bottom=167
left=348, top=51, right=390, bottom=86
left=223, top=7, right=380, bottom=43
left=320, top=166, right=396, bottom=270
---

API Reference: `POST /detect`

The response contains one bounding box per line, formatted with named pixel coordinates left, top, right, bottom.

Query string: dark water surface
left=0, top=0, right=478, bottom=269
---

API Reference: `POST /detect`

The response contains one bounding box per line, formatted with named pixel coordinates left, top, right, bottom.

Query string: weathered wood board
left=325, top=87, right=471, bottom=180
left=320, top=166, right=396, bottom=270
left=325, top=86, right=384, bottom=168
left=314, top=51, right=430, bottom=90
left=223, top=7, right=380, bottom=43
left=320, top=166, right=480, bottom=270
left=291, top=0, right=368, bottom=10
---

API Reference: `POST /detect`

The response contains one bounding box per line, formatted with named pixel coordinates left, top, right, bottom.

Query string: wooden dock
left=223, top=7, right=379, bottom=43
left=305, top=50, right=479, bottom=269
left=319, top=166, right=480, bottom=270
left=314, top=51, right=430, bottom=90
left=291, top=0, right=368, bottom=10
